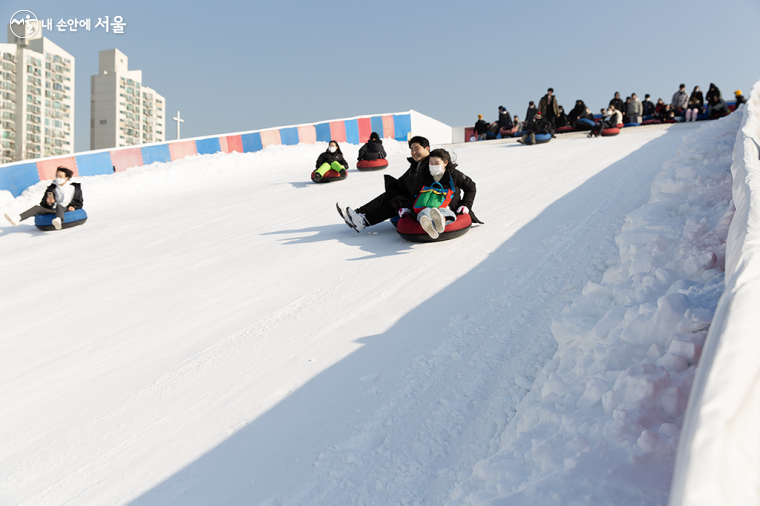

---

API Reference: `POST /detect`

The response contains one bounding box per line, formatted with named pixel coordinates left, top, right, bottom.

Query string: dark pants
left=20, top=205, right=64, bottom=221
left=356, top=191, right=408, bottom=226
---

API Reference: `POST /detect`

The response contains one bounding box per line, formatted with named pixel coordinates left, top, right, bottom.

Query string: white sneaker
left=346, top=207, right=368, bottom=233
left=429, top=208, right=445, bottom=233
left=420, top=215, right=439, bottom=239
left=52, top=217, right=62, bottom=230
left=336, top=202, right=353, bottom=229
left=4, top=212, right=19, bottom=226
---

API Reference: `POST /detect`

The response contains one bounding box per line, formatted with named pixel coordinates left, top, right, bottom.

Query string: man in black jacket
left=609, top=92, right=625, bottom=116
left=642, top=94, right=656, bottom=117
left=337, top=136, right=430, bottom=232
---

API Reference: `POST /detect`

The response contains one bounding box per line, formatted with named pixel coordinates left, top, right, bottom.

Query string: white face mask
left=55, top=177, right=66, bottom=185
left=429, top=164, right=445, bottom=177
left=328, top=146, right=337, bottom=153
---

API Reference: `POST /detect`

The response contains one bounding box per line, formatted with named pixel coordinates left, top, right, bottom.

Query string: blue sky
left=4, top=0, right=759, bottom=152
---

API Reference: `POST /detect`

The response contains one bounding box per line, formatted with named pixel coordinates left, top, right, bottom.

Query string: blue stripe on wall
left=370, top=116, right=384, bottom=138
left=0, top=162, right=40, bottom=197
left=393, top=114, right=412, bottom=141
left=241, top=132, right=263, bottom=152
left=142, top=145, right=172, bottom=165
left=344, top=119, right=360, bottom=144
left=279, top=127, right=299, bottom=146
left=195, top=138, right=221, bottom=155
left=315, top=123, right=331, bottom=143
left=75, top=152, right=113, bottom=177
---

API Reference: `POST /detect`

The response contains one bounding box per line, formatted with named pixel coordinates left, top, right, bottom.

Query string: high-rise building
left=91, top=49, right=165, bottom=150
left=0, top=22, right=74, bottom=164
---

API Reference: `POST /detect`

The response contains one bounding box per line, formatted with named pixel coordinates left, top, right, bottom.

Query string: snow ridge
left=449, top=114, right=740, bottom=505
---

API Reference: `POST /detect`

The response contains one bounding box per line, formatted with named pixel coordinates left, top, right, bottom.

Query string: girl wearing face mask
left=399, top=148, right=478, bottom=240
left=313, top=140, right=349, bottom=182
left=4, top=167, right=83, bottom=230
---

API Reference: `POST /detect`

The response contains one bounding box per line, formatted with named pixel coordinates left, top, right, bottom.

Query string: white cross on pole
left=173, top=111, right=184, bottom=140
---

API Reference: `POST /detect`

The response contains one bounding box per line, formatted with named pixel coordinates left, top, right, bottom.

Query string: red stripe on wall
left=297, top=125, right=316, bottom=144
left=37, top=157, right=78, bottom=180
left=382, top=115, right=395, bottom=139
left=329, top=121, right=347, bottom=142
left=357, top=117, right=372, bottom=144
left=260, top=130, right=282, bottom=147
left=110, top=148, right=144, bottom=172
left=169, top=141, right=198, bottom=161
left=224, top=135, right=243, bottom=153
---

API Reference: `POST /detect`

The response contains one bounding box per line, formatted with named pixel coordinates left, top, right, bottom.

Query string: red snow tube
left=556, top=126, right=575, bottom=133
left=663, top=119, right=678, bottom=124
left=641, top=119, right=662, bottom=125
left=601, top=128, right=620, bottom=136
left=616, top=123, right=624, bottom=128
left=311, top=168, right=347, bottom=183
left=356, top=159, right=389, bottom=171
left=396, top=213, right=472, bottom=243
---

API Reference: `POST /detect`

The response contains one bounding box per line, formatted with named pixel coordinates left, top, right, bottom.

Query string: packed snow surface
left=0, top=119, right=736, bottom=505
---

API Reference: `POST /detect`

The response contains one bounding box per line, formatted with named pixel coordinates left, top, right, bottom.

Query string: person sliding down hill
left=337, top=136, right=431, bottom=232
left=357, top=132, right=387, bottom=162
left=517, top=111, right=554, bottom=144
left=398, top=148, right=479, bottom=240
left=4, top=167, right=83, bottom=230
left=314, top=140, right=349, bottom=182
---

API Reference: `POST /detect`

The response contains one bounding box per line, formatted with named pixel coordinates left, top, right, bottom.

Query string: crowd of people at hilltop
left=474, top=83, right=747, bottom=141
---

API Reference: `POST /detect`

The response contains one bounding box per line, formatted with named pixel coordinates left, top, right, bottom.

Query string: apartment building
left=1, top=22, right=74, bottom=164
left=91, top=49, right=165, bottom=149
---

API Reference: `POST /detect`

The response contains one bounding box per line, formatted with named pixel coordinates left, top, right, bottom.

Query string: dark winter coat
left=642, top=99, right=656, bottom=117
left=555, top=112, right=568, bottom=128
left=706, top=84, right=721, bottom=104
left=568, top=101, right=588, bottom=126
left=41, top=182, right=83, bottom=210
left=689, top=90, right=704, bottom=108
left=474, top=119, right=489, bottom=134
left=526, top=105, right=539, bottom=125
left=735, top=94, right=746, bottom=109
left=527, top=117, right=555, bottom=135
left=315, top=151, right=349, bottom=170
left=406, top=166, right=477, bottom=217
left=609, top=97, right=625, bottom=114
left=358, top=140, right=386, bottom=161
left=498, top=110, right=513, bottom=129
left=538, top=95, right=559, bottom=118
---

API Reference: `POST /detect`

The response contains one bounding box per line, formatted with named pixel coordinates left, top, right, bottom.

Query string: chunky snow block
left=311, top=168, right=347, bottom=183
left=575, top=118, right=595, bottom=130
left=395, top=213, right=472, bottom=243
left=556, top=126, right=575, bottom=133
left=601, top=128, right=620, bottom=136
left=356, top=159, right=389, bottom=171
left=34, top=209, right=88, bottom=231
left=534, top=133, right=552, bottom=144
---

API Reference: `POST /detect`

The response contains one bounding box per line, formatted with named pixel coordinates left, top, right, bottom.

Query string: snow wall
left=669, top=84, right=760, bottom=505
left=0, top=109, right=454, bottom=197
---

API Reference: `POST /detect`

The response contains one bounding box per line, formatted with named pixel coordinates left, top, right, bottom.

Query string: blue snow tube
left=34, top=209, right=88, bottom=231
left=534, top=133, right=552, bottom=144
left=624, top=122, right=640, bottom=127
left=575, top=118, right=595, bottom=131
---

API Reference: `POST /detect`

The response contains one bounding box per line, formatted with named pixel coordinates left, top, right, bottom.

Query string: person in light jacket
left=671, top=84, right=689, bottom=113
left=626, top=93, right=643, bottom=123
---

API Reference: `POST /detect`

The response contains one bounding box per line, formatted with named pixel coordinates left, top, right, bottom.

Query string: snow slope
left=0, top=122, right=724, bottom=505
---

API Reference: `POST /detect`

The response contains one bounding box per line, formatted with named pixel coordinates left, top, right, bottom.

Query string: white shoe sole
left=52, top=218, right=62, bottom=230
left=4, top=213, right=19, bottom=226
left=420, top=216, right=439, bottom=239
left=429, top=208, right=445, bottom=233
left=336, top=202, right=353, bottom=229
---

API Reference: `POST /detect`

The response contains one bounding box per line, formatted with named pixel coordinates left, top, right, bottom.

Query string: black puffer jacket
left=357, top=140, right=386, bottom=161
left=406, top=167, right=477, bottom=216
left=40, top=182, right=83, bottom=210
left=609, top=97, right=625, bottom=114
left=315, top=151, right=349, bottom=170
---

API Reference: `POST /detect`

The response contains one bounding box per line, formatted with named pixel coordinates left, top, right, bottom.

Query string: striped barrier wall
left=0, top=112, right=414, bottom=197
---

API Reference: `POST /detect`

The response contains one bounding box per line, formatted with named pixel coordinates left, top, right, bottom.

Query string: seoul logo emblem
left=9, top=10, right=39, bottom=39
